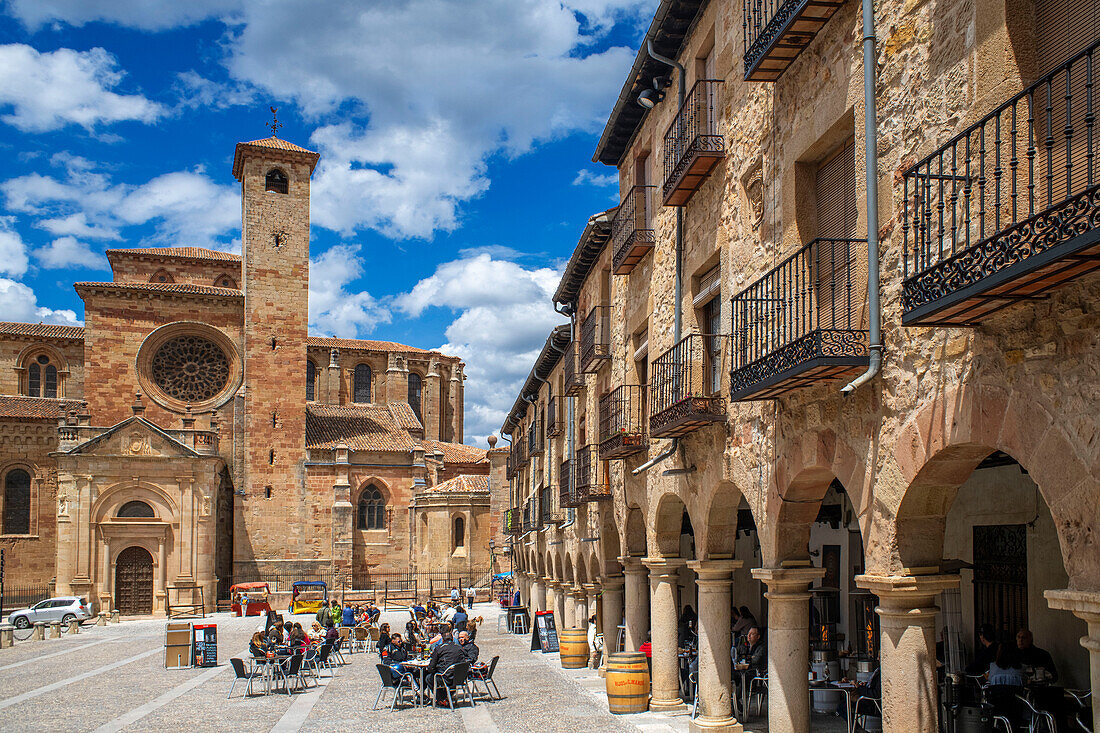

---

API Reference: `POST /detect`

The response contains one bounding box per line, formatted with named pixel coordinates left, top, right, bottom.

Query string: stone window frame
left=136, top=321, right=243, bottom=414
left=0, top=462, right=38, bottom=538
left=306, top=359, right=317, bottom=402
left=150, top=269, right=175, bottom=284
left=117, top=500, right=156, bottom=519
left=452, top=513, right=466, bottom=552
left=356, top=483, right=386, bottom=531
left=15, top=343, right=69, bottom=399
left=213, top=273, right=238, bottom=289
left=407, top=371, right=423, bottom=421
left=353, top=363, right=372, bottom=404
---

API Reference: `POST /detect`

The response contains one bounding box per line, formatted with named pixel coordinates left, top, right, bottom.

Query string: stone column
left=644, top=557, right=687, bottom=713
left=546, top=578, right=560, bottom=619
left=535, top=577, right=547, bottom=613
left=856, top=574, right=959, bottom=733
left=572, top=586, right=588, bottom=629
left=563, top=584, right=577, bottom=629
left=584, top=583, right=599, bottom=629
left=621, top=556, right=650, bottom=652
left=689, top=560, right=743, bottom=732
left=752, top=567, right=825, bottom=733
left=601, top=575, right=625, bottom=666
left=553, top=581, right=567, bottom=624
left=1045, top=589, right=1100, bottom=727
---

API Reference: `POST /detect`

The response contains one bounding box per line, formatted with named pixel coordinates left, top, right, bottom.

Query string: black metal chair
left=432, top=662, right=475, bottom=709
left=227, top=658, right=263, bottom=699
left=374, top=664, right=417, bottom=711
left=271, top=653, right=306, bottom=695
left=469, top=656, right=501, bottom=701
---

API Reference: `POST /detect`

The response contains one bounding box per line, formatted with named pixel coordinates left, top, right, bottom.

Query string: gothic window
left=213, top=274, right=237, bottom=289
left=453, top=515, right=465, bottom=549
left=3, top=469, right=31, bottom=535
left=357, top=486, right=385, bottom=530
left=26, top=354, right=59, bottom=398
left=306, top=360, right=317, bottom=401
left=117, top=500, right=155, bottom=518
left=150, top=335, right=230, bottom=403
left=408, top=372, right=422, bottom=421
left=354, top=364, right=372, bottom=403
left=150, top=269, right=174, bottom=284
left=265, top=169, right=289, bottom=194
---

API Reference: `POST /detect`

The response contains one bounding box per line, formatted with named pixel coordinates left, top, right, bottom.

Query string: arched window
left=117, top=500, right=155, bottom=518
left=213, top=274, right=237, bottom=289
left=353, top=364, right=371, bottom=403
left=453, top=515, right=465, bottom=549
left=150, top=269, right=174, bottom=284
left=25, top=354, right=58, bottom=398
left=265, top=169, right=288, bottom=194
left=357, top=486, right=385, bottom=530
left=306, top=360, right=316, bottom=401
left=408, top=372, right=422, bottom=421
left=3, top=469, right=31, bottom=535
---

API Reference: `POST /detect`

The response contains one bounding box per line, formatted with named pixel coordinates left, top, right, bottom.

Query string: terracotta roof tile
left=233, top=136, right=320, bottom=179
left=0, top=396, right=83, bottom=420
left=421, top=439, right=487, bottom=464
left=389, top=402, right=423, bottom=432
left=74, top=281, right=243, bottom=298
left=306, top=336, right=439, bottom=355
left=0, top=322, right=85, bottom=340
left=305, top=403, right=417, bottom=453
left=105, top=247, right=241, bottom=263
left=428, top=474, right=489, bottom=493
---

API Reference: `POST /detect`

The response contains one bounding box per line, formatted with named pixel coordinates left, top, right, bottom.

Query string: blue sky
left=0, top=0, right=651, bottom=445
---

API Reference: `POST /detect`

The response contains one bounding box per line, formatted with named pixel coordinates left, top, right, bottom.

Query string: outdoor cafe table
left=248, top=650, right=294, bottom=695
left=808, top=680, right=857, bottom=733
left=403, top=659, right=432, bottom=706
left=732, top=663, right=753, bottom=719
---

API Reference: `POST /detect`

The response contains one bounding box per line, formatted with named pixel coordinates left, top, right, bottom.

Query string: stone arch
left=92, top=481, right=178, bottom=524
left=588, top=553, right=600, bottom=585
left=623, top=506, right=647, bottom=557
left=699, top=480, right=745, bottom=558
left=601, top=513, right=623, bottom=578
left=651, top=492, right=693, bottom=558
left=762, top=427, right=869, bottom=566
left=575, top=555, right=587, bottom=585
left=892, top=383, right=1098, bottom=589
left=16, top=342, right=68, bottom=398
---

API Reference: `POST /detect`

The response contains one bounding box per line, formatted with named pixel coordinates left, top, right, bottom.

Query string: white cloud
left=173, top=70, right=256, bottom=110
left=0, top=217, right=29, bottom=277
left=573, top=169, right=618, bottom=187
left=2, top=162, right=239, bottom=248
left=308, top=244, right=392, bottom=338
left=33, top=236, right=109, bottom=270
left=0, top=278, right=81, bottom=326
left=0, top=44, right=163, bottom=132
left=5, top=0, right=243, bottom=31
left=396, top=252, right=566, bottom=446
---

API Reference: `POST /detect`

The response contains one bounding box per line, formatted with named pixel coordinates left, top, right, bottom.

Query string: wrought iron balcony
left=563, top=340, right=585, bottom=396
left=730, top=238, right=869, bottom=400
left=663, top=80, right=725, bottom=206
left=539, top=485, right=564, bottom=526
left=547, top=396, right=564, bottom=437
left=514, top=436, right=528, bottom=469
left=504, top=507, right=521, bottom=535
left=574, top=445, right=612, bottom=502
left=527, top=414, right=544, bottom=457
left=599, top=385, right=649, bottom=459
left=743, top=0, right=846, bottom=81
left=506, top=449, right=517, bottom=479
left=559, top=459, right=579, bottom=508
left=650, top=333, right=729, bottom=437
left=522, top=504, right=537, bottom=534
left=580, top=305, right=611, bottom=372
left=902, top=40, right=1100, bottom=326
left=612, top=186, right=657, bottom=274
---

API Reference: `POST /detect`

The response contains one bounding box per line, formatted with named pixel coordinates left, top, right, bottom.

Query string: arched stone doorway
left=115, top=546, right=154, bottom=615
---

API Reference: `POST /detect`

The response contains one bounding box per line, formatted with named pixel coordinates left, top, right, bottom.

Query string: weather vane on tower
left=269, top=106, right=281, bottom=137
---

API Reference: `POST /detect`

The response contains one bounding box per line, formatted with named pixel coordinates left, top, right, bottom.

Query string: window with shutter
left=815, top=139, right=860, bottom=331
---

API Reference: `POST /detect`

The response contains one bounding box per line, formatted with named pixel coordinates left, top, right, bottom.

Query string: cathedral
left=0, top=133, right=507, bottom=615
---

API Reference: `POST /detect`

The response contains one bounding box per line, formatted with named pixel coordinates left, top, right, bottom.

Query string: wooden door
left=115, top=546, right=154, bottom=616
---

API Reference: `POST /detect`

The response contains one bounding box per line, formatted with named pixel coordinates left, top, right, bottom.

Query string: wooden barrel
left=605, top=651, right=650, bottom=714
left=559, top=628, right=589, bottom=669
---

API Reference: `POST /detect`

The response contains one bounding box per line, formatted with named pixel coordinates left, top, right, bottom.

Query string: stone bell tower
left=232, top=128, right=320, bottom=570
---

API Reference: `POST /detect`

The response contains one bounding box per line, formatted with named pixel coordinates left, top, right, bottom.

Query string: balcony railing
left=730, top=238, right=869, bottom=400
left=599, top=385, right=649, bottom=459
left=743, top=0, right=846, bottom=81
left=612, top=186, right=657, bottom=274
left=574, top=445, right=611, bottom=502
left=506, top=449, right=517, bottom=479
left=650, top=333, right=729, bottom=438
left=539, top=485, right=563, bottom=526
left=528, top=414, right=544, bottom=457
left=580, top=306, right=611, bottom=372
left=522, top=504, right=536, bottom=534
left=563, top=340, right=585, bottom=395
left=559, top=459, right=579, bottom=508
left=547, top=396, right=564, bottom=437
left=902, top=39, right=1100, bottom=326
left=513, top=436, right=528, bottom=470
left=504, top=507, right=521, bottom=535
left=663, top=80, right=725, bottom=206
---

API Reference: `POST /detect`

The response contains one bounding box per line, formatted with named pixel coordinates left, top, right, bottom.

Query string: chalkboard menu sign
left=192, top=623, right=217, bottom=667
left=530, top=611, right=559, bottom=653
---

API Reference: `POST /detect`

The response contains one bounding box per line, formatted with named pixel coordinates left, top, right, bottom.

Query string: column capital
left=1044, top=588, right=1100, bottom=625
left=582, top=583, right=601, bottom=594
left=547, top=579, right=564, bottom=591
left=642, top=556, right=686, bottom=579
left=854, top=573, right=959, bottom=608
left=618, top=555, right=646, bottom=573
left=601, top=574, right=625, bottom=590
left=752, top=565, right=825, bottom=597
left=687, top=559, right=743, bottom=584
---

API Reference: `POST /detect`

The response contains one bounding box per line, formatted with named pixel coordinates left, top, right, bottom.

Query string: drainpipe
left=631, top=39, right=686, bottom=475
left=563, top=306, right=578, bottom=528
left=841, top=0, right=883, bottom=394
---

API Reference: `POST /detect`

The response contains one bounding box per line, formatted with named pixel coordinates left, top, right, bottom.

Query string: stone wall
left=0, top=419, right=59, bottom=583
left=109, top=255, right=241, bottom=288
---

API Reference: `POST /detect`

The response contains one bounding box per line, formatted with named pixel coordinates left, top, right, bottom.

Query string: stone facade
left=0, top=133, right=491, bottom=614
left=508, top=1, right=1100, bottom=730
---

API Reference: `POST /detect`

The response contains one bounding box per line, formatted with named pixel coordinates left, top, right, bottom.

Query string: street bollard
left=96, top=612, right=107, bottom=626
left=67, top=619, right=80, bottom=634
left=0, top=625, right=13, bottom=648
left=31, top=622, right=45, bottom=640
left=49, top=621, right=62, bottom=639
left=110, top=610, right=120, bottom=624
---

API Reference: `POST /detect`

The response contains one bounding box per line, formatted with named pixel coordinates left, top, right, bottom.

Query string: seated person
left=385, top=632, right=411, bottom=673
left=965, top=623, right=998, bottom=676
left=266, top=622, right=284, bottom=648
left=425, top=635, right=469, bottom=705
left=249, top=631, right=268, bottom=658
left=451, top=607, right=469, bottom=639
left=465, top=619, right=479, bottom=644
left=376, top=623, right=392, bottom=656
left=1015, top=629, right=1058, bottom=682
left=323, top=624, right=339, bottom=645
left=428, top=632, right=445, bottom=652
left=458, top=630, right=479, bottom=664
left=441, top=604, right=457, bottom=624
left=405, top=620, right=423, bottom=647
left=987, top=642, right=1026, bottom=687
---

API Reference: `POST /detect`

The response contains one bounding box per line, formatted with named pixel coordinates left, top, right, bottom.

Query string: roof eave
left=551, top=209, right=615, bottom=307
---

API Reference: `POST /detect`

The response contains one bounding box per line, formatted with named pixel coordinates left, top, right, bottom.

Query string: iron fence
left=663, top=79, right=724, bottom=200
left=574, top=445, right=611, bottom=502
left=599, top=385, right=649, bottom=458
left=564, top=340, right=585, bottom=395
left=0, top=581, right=53, bottom=615
left=528, top=412, right=544, bottom=457
left=547, top=396, right=564, bottom=437
left=580, top=305, right=611, bottom=372
left=559, top=458, right=578, bottom=508
left=612, top=185, right=657, bottom=274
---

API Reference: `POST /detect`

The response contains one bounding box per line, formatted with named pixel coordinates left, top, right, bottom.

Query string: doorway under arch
left=115, top=546, right=154, bottom=615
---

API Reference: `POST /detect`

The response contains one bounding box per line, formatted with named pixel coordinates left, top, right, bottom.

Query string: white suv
left=8, top=597, right=92, bottom=628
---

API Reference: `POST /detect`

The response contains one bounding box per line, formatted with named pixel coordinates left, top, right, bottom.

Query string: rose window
left=149, top=336, right=230, bottom=403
